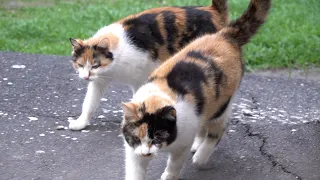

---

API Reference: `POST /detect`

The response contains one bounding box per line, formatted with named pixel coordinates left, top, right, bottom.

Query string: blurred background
left=0, top=0, right=319, bottom=70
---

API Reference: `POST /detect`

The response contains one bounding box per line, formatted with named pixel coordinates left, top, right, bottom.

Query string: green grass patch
left=0, top=0, right=319, bottom=69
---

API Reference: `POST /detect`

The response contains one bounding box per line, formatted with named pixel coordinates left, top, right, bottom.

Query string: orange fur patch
left=144, top=95, right=173, bottom=114
left=138, top=123, right=148, bottom=139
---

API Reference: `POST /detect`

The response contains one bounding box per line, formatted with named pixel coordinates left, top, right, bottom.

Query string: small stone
left=39, top=134, right=45, bottom=137
left=242, top=109, right=253, bottom=116
left=250, top=132, right=259, bottom=136
left=11, top=65, right=26, bottom=69
left=28, top=117, right=38, bottom=121
left=35, top=150, right=45, bottom=154
left=56, top=125, right=65, bottom=130
left=81, top=130, right=90, bottom=133
left=98, top=115, right=105, bottom=119
left=291, top=129, right=297, bottom=132
left=71, top=138, right=77, bottom=140
left=102, top=108, right=110, bottom=113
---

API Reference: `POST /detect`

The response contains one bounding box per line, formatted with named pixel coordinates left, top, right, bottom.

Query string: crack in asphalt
left=243, top=123, right=302, bottom=180
left=238, top=95, right=303, bottom=180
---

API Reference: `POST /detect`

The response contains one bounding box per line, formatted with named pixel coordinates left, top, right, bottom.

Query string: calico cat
left=68, top=0, right=229, bottom=130
left=121, top=0, right=271, bottom=179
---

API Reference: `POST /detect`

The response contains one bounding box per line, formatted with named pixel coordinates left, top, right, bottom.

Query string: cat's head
left=121, top=95, right=177, bottom=157
left=69, top=37, right=114, bottom=81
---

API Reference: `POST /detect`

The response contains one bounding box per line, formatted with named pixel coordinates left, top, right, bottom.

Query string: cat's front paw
left=192, top=151, right=210, bottom=167
left=68, top=116, right=90, bottom=130
left=161, top=171, right=178, bottom=180
left=190, top=139, right=202, bottom=153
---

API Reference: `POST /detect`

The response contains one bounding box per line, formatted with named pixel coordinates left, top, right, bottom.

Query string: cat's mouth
left=141, top=153, right=152, bottom=157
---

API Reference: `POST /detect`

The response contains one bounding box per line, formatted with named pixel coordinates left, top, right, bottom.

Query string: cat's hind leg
left=69, top=81, right=108, bottom=130
left=192, top=99, right=232, bottom=166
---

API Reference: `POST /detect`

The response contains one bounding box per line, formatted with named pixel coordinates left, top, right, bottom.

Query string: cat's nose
left=84, top=76, right=90, bottom=80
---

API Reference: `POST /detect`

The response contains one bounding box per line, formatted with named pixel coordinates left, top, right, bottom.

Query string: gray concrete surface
left=0, top=52, right=319, bottom=180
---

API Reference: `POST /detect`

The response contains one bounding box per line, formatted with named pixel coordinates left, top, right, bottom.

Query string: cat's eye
left=92, top=65, right=100, bottom=69
left=78, top=63, right=84, bottom=68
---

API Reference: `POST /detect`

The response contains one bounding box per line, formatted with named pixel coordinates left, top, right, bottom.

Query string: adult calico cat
left=68, top=0, right=229, bottom=130
left=121, top=0, right=271, bottom=179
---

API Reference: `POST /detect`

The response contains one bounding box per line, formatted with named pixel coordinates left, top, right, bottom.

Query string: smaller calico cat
left=68, top=0, right=229, bottom=130
left=121, top=0, right=271, bottom=180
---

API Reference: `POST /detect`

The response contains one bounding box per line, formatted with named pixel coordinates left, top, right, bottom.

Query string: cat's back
left=117, top=3, right=228, bottom=61
left=149, top=34, right=242, bottom=120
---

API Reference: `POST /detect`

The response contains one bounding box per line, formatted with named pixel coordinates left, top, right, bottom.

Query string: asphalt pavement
left=0, top=52, right=319, bottom=180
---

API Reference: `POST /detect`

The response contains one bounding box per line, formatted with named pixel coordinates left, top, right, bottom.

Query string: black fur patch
left=123, top=106, right=177, bottom=148
left=207, top=133, right=219, bottom=139
left=162, top=11, right=178, bottom=55
left=167, top=61, right=206, bottom=115
left=179, top=7, right=217, bottom=48
left=123, top=13, right=164, bottom=59
left=72, top=47, right=85, bottom=60
left=144, top=106, right=177, bottom=146
left=104, top=52, right=113, bottom=60
left=187, top=51, right=224, bottom=98
left=210, top=98, right=231, bottom=120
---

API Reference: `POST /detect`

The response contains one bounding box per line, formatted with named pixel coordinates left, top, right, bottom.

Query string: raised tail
left=211, top=0, right=229, bottom=26
left=221, top=0, right=271, bottom=47
left=211, top=0, right=228, bottom=14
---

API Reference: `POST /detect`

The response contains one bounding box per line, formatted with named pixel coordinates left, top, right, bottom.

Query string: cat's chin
left=141, top=154, right=153, bottom=158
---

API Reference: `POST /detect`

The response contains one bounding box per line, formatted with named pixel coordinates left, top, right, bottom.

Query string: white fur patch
left=132, top=83, right=172, bottom=103
left=69, top=23, right=160, bottom=130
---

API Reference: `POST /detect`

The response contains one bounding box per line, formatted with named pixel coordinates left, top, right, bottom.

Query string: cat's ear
left=69, top=38, right=83, bottom=49
left=163, top=107, right=176, bottom=122
left=97, top=38, right=109, bottom=50
left=122, top=102, right=139, bottom=121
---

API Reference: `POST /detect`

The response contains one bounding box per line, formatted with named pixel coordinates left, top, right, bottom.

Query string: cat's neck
left=92, top=24, right=159, bottom=87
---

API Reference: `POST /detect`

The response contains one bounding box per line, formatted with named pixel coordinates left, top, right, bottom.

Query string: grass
left=0, top=0, right=319, bottom=69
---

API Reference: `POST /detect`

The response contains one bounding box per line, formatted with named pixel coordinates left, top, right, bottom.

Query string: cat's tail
left=220, top=0, right=271, bottom=47
left=211, top=0, right=229, bottom=24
